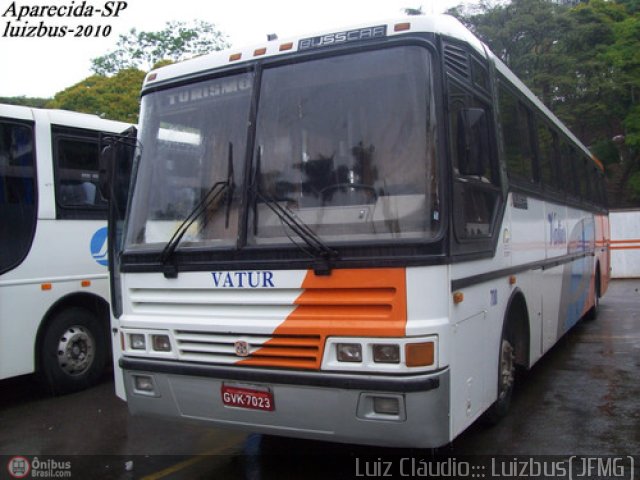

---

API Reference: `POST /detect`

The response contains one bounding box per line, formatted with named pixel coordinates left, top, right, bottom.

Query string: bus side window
left=53, top=130, right=106, bottom=219
left=535, top=119, right=560, bottom=193
left=498, top=83, right=536, bottom=185
left=448, top=80, right=500, bottom=240
left=0, top=121, right=37, bottom=274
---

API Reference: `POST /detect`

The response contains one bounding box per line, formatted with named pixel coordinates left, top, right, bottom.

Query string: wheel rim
left=498, top=339, right=515, bottom=401
left=57, top=326, right=95, bottom=376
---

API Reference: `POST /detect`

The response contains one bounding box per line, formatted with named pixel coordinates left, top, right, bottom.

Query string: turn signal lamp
left=394, top=22, right=411, bottom=32
left=337, top=343, right=362, bottom=362
left=405, top=342, right=435, bottom=367
left=453, top=291, right=464, bottom=304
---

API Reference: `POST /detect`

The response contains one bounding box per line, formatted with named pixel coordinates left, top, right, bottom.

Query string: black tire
left=586, top=269, right=601, bottom=321
left=482, top=328, right=516, bottom=425
left=39, top=307, right=108, bottom=395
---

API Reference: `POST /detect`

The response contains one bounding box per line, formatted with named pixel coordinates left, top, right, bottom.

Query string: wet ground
left=1, top=280, right=639, bottom=479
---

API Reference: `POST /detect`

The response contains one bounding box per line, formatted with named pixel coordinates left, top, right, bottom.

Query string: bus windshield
left=126, top=46, right=439, bottom=252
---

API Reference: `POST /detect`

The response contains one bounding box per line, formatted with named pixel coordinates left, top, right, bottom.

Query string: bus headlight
left=336, top=343, right=362, bottom=362
left=372, top=344, right=400, bottom=363
left=152, top=334, right=172, bottom=352
left=130, top=333, right=146, bottom=350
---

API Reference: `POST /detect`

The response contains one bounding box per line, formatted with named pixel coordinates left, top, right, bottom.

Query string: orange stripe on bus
left=610, top=239, right=640, bottom=244
left=240, top=268, right=407, bottom=370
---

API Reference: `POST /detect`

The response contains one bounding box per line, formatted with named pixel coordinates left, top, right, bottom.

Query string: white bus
left=0, top=104, right=130, bottom=394
left=108, top=15, right=610, bottom=447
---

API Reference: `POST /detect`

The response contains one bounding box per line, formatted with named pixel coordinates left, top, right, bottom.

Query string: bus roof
left=0, top=103, right=130, bottom=133
left=143, top=14, right=485, bottom=89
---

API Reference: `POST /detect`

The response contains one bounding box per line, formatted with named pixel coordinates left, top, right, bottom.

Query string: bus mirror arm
left=98, top=142, right=115, bottom=200
left=99, top=127, right=138, bottom=201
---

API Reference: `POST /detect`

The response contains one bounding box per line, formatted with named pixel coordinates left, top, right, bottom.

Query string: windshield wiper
left=161, top=143, right=234, bottom=278
left=252, top=148, right=338, bottom=275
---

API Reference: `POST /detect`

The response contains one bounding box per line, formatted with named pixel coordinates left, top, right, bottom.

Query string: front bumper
left=120, top=357, right=451, bottom=448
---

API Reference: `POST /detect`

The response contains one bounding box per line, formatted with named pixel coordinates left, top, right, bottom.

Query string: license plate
left=221, top=385, right=275, bottom=411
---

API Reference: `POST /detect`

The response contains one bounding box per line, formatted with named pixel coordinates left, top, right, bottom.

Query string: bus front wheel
left=39, top=307, right=108, bottom=395
left=482, top=328, right=516, bottom=424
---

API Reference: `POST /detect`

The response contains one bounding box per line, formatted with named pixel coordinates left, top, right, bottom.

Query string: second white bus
left=0, top=104, right=130, bottom=394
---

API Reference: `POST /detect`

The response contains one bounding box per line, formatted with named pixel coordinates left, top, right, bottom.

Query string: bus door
left=99, top=126, right=136, bottom=398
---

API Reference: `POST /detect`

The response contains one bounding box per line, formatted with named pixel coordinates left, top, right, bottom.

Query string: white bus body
left=0, top=104, right=129, bottom=393
left=111, top=15, right=610, bottom=447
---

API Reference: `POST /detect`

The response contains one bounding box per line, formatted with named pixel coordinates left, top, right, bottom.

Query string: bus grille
left=174, top=330, right=321, bottom=369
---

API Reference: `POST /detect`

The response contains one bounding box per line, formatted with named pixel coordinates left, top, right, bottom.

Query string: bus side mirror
left=99, top=142, right=115, bottom=200
left=457, top=108, right=490, bottom=177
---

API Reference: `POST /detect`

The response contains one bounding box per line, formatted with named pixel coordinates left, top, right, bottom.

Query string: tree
left=403, top=6, right=424, bottom=15
left=0, top=96, right=50, bottom=108
left=91, top=20, right=229, bottom=75
left=47, top=68, right=145, bottom=123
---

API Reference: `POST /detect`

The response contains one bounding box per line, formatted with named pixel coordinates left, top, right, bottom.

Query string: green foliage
left=47, top=69, right=145, bottom=123
left=91, top=20, right=229, bottom=75
left=403, top=6, right=424, bottom=15
left=628, top=171, right=640, bottom=199
left=591, top=139, right=620, bottom=169
left=0, top=96, right=50, bottom=108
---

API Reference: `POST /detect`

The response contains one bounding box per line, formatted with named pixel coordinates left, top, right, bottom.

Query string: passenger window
left=449, top=80, right=500, bottom=240
left=498, top=84, right=536, bottom=185
left=536, top=120, right=559, bottom=191
left=0, top=121, right=37, bottom=273
left=573, top=150, right=589, bottom=200
left=54, top=130, right=107, bottom=218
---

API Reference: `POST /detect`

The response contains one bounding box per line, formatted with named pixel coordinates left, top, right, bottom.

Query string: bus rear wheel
left=586, top=267, right=601, bottom=321
left=40, top=307, right=108, bottom=395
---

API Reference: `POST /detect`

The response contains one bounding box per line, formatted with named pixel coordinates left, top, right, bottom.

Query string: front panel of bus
left=115, top=34, right=459, bottom=447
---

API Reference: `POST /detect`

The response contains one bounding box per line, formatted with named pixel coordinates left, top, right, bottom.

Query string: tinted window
left=0, top=120, right=37, bottom=274
left=471, top=57, right=490, bottom=93
left=449, top=80, right=501, bottom=240
left=498, top=84, right=535, bottom=184
left=575, top=151, right=590, bottom=200
left=536, top=120, right=559, bottom=190
left=250, top=47, right=439, bottom=244
left=55, top=133, right=105, bottom=211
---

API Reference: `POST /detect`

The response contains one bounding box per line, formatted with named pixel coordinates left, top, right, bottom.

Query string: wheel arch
left=34, top=291, right=110, bottom=373
left=502, top=288, right=531, bottom=369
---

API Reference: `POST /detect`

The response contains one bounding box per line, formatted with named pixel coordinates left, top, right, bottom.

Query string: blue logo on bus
left=90, top=227, right=108, bottom=266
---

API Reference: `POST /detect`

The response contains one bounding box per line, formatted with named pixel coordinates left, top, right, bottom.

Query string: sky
left=0, top=0, right=469, bottom=98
